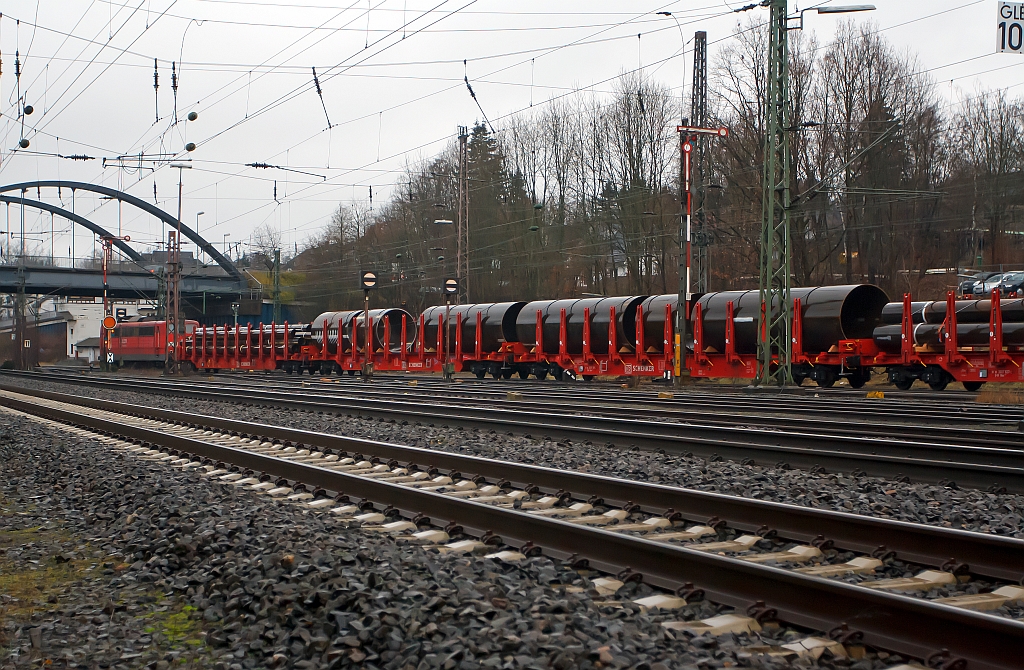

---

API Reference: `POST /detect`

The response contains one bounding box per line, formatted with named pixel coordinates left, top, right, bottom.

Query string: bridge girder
left=0, top=181, right=242, bottom=281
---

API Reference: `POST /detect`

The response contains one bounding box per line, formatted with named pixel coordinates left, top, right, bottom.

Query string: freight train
left=108, top=284, right=1024, bottom=391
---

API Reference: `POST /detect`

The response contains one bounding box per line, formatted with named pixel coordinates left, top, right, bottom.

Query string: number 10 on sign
left=999, top=2, right=1024, bottom=53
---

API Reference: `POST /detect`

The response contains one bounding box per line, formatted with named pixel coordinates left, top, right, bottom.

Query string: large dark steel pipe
left=514, top=296, right=647, bottom=355
left=311, top=309, right=416, bottom=353
left=695, top=285, right=889, bottom=355
left=881, top=299, right=1024, bottom=325
left=873, top=322, right=1024, bottom=353
left=420, top=302, right=526, bottom=354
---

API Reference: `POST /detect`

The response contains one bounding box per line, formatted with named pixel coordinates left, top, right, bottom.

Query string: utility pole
left=690, top=31, right=711, bottom=293
left=757, top=0, right=794, bottom=387
left=166, top=163, right=191, bottom=374
left=456, top=126, right=469, bottom=303
left=272, top=249, right=281, bottom=323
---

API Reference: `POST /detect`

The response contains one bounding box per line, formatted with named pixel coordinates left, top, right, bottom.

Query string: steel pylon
left=757, top=0, right=793, bottom=386
left=690, top=31, right=710, bottom=293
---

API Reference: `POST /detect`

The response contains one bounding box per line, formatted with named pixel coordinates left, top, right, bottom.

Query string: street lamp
left=793, top=5, right=875, bottom=30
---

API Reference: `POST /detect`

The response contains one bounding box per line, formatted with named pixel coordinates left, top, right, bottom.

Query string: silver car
left=973, top=272, right=1007, bottom=297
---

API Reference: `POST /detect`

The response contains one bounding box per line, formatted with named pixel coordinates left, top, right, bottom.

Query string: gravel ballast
left=0, top=406, right=914, bottom=670
left=11, top=376, right=1022, bottom=540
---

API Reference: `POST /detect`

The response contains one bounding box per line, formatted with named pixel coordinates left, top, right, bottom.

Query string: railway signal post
left=99, top=234, right=129, bottom=371
left=443, top=278, right=458, bottom=381
left=675, top=123, right=728, bottom=387
left=361, top=270, right=378, bottom=380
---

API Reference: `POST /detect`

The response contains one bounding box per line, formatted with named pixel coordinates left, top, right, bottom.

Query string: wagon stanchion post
left=900, top=293, right=915, bottom=365
left=725, top=300, right=739, bottom=365
left=990, top=288, right=1010, bottom=367
left=400, top=314, right=408, bottom=366
left=257, top=322, right=263, bottom=368
left=383, top=316, right=391, bottom=368
left=559, top=308, right=568, bottom=367
left=417, top=313, right=425, bottom=359
left=693, top=302, right=709, bottom=367
left=792, top=298, right=804, bottom=363
left=943, top=290, right=964, bottom=366
left=321, top=318, right=328, bottom=362
left=583, top=307, right=592, bottom=362
left=609, top=305, right=618, bottom=365
left=474, top=310, right=483, bottom=362
left=350, top=320, right=358, bottom=372
left=283, top=321, right=289, bottom=373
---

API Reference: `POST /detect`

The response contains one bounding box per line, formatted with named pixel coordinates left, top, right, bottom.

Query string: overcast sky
left=0, top=0, right=1018, bottom=264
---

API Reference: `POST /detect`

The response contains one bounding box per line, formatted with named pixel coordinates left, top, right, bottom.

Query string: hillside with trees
left=292, top=20, right=1024, bottom=317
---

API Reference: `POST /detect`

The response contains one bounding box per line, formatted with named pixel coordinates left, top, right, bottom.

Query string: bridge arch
left=0, top=195, right=145, bottom=264
left=0, top=181, right=242, bottom=280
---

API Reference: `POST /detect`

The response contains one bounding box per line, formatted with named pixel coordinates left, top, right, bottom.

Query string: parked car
left=958, top=271, right=999, bottom=298
left=971, top=272, right=1007, bottom=298
left=998, top=271, right=1024, bottom=297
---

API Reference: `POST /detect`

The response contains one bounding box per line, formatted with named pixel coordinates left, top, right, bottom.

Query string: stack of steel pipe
left=311, top=308, right=417, bottom=353
left=872, top=299, right=1024, bottom=353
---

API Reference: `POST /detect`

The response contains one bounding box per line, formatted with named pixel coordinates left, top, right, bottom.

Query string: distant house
left=74, top=337, right=103, bottom=365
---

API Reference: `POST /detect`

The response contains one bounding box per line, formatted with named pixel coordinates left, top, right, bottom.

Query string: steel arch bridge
left=0, top=181, right=242, bottom=281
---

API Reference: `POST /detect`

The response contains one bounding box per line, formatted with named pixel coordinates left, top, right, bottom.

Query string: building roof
left=76, top=337, right=102, bottom=348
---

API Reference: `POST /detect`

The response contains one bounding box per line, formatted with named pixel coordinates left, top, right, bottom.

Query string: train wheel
left=963, top=381, right=984, bottom=392
left=534, top=368, right=548, bottom=381
left=814, top=367, right=836, bottom=388
left=928, top=378, right=949, bottom=392
left=847, top=370, right=870, bottom=389
left=550, top=366, right=564, bottom=381
left=474, top=367, right=486, bottom=379
left=792, top=376, right=806, bottom=386
left=893, top=377, right=914, bottom=391
left=518, top=369, right=530, bottom=380
left=347, top=370, right=357, bottom=376
left=501, top=368, right=513, bottom=380
left=583, top=375, right=595, bottom=382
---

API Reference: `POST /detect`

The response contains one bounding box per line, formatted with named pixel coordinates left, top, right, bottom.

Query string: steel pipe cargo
left=311, top=309, right=416, bottom=353
left=420, top=302, right=526, bottom=354
left=695, top=285, right=889, bottom=355
left=873, top=322, right=1024, bottom=353
left=514, top=296, right=647, bottom=355
left=881, top=299, right=1024, bottom=325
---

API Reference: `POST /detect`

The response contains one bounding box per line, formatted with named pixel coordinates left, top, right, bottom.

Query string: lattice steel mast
left=690, top=31, right=710, bottom=293
left=757, top=0, right=793, bottom=386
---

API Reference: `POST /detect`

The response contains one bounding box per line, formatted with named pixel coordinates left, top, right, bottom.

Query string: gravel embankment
left=0, top=407, right=907, bottom=670
left=14, top=377, right=1022, bottom=540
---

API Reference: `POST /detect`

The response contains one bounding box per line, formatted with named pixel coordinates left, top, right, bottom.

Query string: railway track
left=24, top=368, right=1022, bottom=427
left=1, top=384, right=1021, bottom=670
left=11, top=372, right=1024, bottom=493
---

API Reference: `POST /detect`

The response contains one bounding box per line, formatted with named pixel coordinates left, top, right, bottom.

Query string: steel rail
left=6, top=378, right=1023, bottom=493
left=165, top=379, right=1023, bottom=447
left=24, top=368, right=1020, bottom=424
left=5, top=384, right=1023, bottom=584
left=2, top=390, right=1021, bottom=670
